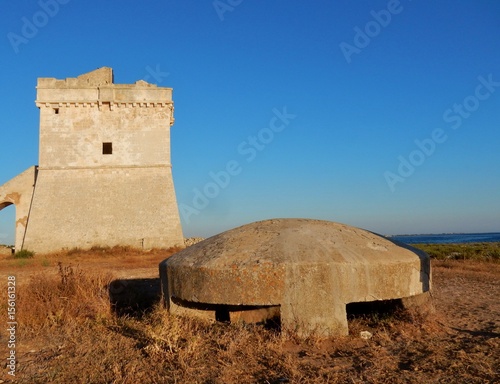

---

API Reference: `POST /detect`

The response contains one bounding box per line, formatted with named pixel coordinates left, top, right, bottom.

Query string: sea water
left=390, top=232, right=500, bottom=244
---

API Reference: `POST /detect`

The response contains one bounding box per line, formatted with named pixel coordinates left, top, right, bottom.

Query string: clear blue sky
left=1, top=0, right=500, bottom=245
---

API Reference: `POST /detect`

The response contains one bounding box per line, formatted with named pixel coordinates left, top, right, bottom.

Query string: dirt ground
left=432, top=261, right=500, bottom=340
left=0, top=249, right=499, bottom=383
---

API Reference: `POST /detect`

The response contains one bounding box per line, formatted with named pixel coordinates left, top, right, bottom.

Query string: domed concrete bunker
left=159, top=219, right=431, bottom=337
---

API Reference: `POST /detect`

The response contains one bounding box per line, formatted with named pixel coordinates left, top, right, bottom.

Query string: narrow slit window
left=102, top=142, right=113, bottom=155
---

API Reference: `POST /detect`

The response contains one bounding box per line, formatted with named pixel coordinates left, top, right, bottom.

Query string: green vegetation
left=413, top=242, right=500, bottom=262
left=15, top=258, right=33, bottom=267
left=14, top=249, right=35, bottom=259
left=41, top=258, right=51, bottom=267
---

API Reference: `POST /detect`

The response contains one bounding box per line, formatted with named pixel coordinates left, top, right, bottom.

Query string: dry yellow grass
left=0, top=248, right=498, bottom=383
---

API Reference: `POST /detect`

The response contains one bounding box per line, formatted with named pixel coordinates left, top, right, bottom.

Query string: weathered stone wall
left=23, top=166, right=183, bottom=252
left=37, top=103, right=173, bottom=169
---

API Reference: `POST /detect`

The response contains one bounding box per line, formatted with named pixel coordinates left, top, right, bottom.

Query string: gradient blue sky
left=1, top=0, right=499, bottom=245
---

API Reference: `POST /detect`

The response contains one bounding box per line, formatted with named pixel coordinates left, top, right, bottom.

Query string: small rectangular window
left=54, top=108, right=59, bottom=115
left=102, top=142, right=113, bottom=155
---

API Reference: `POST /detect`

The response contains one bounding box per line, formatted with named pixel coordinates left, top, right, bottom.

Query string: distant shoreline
left=390, top=232, right=500, bottom=245
left=388, top=231, right=500, bottom=237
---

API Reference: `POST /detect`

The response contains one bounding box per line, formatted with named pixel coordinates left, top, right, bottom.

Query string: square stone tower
left=16, top=67, right=184, bottom=252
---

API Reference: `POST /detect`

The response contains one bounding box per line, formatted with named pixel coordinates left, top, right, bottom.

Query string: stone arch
left=0, top=167, right=37, bottom=251
left=0, top=202, right=15, bottom=250
left=0, top=201, right=14, bottom=210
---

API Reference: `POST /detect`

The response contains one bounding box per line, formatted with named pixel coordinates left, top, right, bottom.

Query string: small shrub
left=41, top=258, right=51, bottom=267
left=67, top=247, right=82, bottom=256
left=14, top=249, right=35, bottom=259
left=16, top=259, right=31, bottom=267
left=18, top=263, right=115, bottom=330
left=90, top=245, right=111, bottom=252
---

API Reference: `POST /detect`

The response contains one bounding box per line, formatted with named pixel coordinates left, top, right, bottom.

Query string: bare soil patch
left=0, top=248, right=498, bottom=383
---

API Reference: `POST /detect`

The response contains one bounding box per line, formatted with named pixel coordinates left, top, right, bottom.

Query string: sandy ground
left=432, top=262, right=500, bottom=338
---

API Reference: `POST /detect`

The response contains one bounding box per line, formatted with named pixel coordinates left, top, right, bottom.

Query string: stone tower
left=0, top=67, right=184, bottom=253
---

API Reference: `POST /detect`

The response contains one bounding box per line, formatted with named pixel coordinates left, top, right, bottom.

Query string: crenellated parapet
left=35, top=67, right=174, bottom=124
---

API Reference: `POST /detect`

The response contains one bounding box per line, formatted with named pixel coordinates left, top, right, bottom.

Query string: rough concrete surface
left=160, top=218, right=431, bottom=337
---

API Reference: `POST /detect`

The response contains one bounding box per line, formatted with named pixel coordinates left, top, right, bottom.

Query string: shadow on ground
left=450, top=326, right=500, bottom=339
left=108, top=278, right=161, bottom=317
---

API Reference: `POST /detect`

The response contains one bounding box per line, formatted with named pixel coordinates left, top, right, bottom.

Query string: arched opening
left=0, top=202, right=16, bottom=249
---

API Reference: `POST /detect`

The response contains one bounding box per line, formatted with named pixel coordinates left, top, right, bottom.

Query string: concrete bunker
left=159, top=218, right=431, bottom=337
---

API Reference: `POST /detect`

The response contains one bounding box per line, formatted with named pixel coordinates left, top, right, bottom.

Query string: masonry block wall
left=2, top=67, right=184, bottom=252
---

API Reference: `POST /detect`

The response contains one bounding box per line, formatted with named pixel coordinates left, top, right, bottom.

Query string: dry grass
left=18, top=263, right=114, bottom=334
left=0, top=247, right=498, bottom=383
left=0, top=246, right=182, bottom=282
